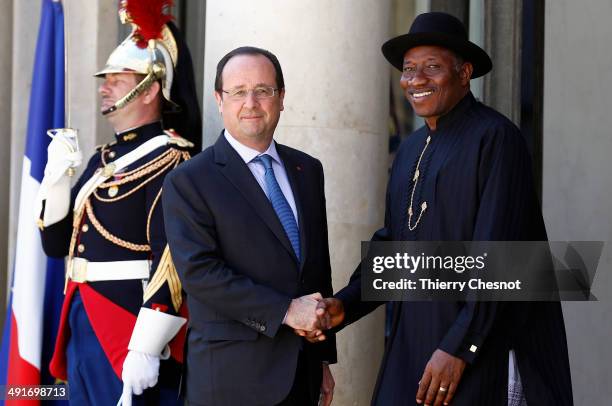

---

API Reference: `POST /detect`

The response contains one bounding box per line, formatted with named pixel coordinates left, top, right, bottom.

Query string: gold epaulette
left=95, top=141, right=118, bottom=152
left=164, top=129, right=194, bottom=151
left=143, top=245, right=183, bottom=312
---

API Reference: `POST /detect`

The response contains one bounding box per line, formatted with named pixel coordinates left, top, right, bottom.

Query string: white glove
left=121, top=350, right=160, bottom=401
left=43, top=132, right=82, bottom=184
left=35, top=130, right=82, bottom=227
left=118, top=386, right=132, bottom=406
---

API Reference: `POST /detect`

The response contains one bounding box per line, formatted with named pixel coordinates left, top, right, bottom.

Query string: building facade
left=1, top=0, right=610, bottom=404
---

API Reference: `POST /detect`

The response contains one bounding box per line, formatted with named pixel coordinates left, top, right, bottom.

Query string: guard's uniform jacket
left=40, top=122, right=190, bottom=383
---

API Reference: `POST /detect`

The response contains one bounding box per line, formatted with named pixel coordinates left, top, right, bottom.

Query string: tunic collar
left=428, top=91, right=477, bottom=132
left=114, top=121, right=164, bottom=144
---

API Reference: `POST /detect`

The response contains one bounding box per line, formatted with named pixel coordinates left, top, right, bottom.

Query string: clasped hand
left=284, top=294, right=345, bottom=342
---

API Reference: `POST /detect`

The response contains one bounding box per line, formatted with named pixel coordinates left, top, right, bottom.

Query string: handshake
left=284, top=293, right=345, bottom=342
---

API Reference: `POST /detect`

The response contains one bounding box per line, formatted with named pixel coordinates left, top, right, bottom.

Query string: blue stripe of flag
left=1, top=1, right=67, bottom=404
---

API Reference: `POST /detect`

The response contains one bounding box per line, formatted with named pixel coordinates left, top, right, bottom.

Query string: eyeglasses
left=222, top=86, right=279, bottom=101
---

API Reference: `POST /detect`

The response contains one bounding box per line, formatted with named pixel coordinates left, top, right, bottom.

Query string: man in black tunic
left=35, top=2, right=201, bottom=404
left=313, top=12, right=573, bottom=406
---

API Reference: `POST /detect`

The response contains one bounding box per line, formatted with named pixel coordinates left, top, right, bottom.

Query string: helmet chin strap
left=101, top=64, right=165, bottom=116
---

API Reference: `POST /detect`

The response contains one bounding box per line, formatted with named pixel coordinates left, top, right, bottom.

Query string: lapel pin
left=296, top=165, right=302, bottom=171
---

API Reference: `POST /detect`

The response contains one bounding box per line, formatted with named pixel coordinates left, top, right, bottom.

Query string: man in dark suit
left=162, top=46, right=337, bottom=406
left=313, top=12, right=573, bottom=406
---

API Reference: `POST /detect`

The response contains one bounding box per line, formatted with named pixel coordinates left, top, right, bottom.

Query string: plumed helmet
left=95, top=0, right=202, bottom=151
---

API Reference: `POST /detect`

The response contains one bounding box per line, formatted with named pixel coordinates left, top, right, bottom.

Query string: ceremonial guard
left=35, top=1, right=201, bottom=404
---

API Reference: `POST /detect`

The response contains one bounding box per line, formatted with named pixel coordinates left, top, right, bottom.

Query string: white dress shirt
left=224, top=130, right=299, bottom=225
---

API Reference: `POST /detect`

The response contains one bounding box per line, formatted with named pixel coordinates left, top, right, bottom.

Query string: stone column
left=203, top=1, right=391, bottom=403
left=0, top=0, right=14, bottom=314
left=543, top=1, right=612, bottom=404
left=63, top=0, right=117, bottom=154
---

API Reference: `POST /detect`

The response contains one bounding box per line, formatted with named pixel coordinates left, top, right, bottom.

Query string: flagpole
left=49, top=0, right=80, bottom=156
left=61, top=0, right=70, bottom=130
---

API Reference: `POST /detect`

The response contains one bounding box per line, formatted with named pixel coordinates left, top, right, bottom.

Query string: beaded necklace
left=407, top=135, right=431, bottom=231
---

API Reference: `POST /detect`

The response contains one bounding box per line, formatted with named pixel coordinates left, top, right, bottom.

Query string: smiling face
left=400, top=45, right=473, bottom=130
left=214, top=54, right=284, bottom=152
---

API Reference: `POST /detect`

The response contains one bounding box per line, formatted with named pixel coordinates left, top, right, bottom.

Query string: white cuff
left=128, top=307, right=186, bottom=357
left=36, top=176, right=72, bottom=227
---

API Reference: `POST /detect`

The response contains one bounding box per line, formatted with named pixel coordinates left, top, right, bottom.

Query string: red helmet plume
left=123, top=0, right=175, bottom=48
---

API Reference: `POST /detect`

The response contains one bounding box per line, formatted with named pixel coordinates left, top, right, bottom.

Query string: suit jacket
left=162, top=133, right=336, bottom=406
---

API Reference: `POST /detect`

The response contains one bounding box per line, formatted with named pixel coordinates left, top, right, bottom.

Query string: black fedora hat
left=382, top=12, right=492, bottom=79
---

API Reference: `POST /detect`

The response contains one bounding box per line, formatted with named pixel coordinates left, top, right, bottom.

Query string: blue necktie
left=256, top=154, right=301, bottom=261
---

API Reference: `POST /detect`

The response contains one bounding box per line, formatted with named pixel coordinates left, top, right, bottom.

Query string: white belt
left=68, top=258, right=150, bottom=283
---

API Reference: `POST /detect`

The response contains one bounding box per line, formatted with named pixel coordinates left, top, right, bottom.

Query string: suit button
left=108, top=151, right=116, bottom=159
left=81, top=224, right=89, bottom=232
left=259, top=325, right=266, bottom=332
left=77, top=244, right=85, bottom=253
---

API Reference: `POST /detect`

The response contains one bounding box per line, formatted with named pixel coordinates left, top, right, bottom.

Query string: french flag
left=0, top=1, right=68, bottom=404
